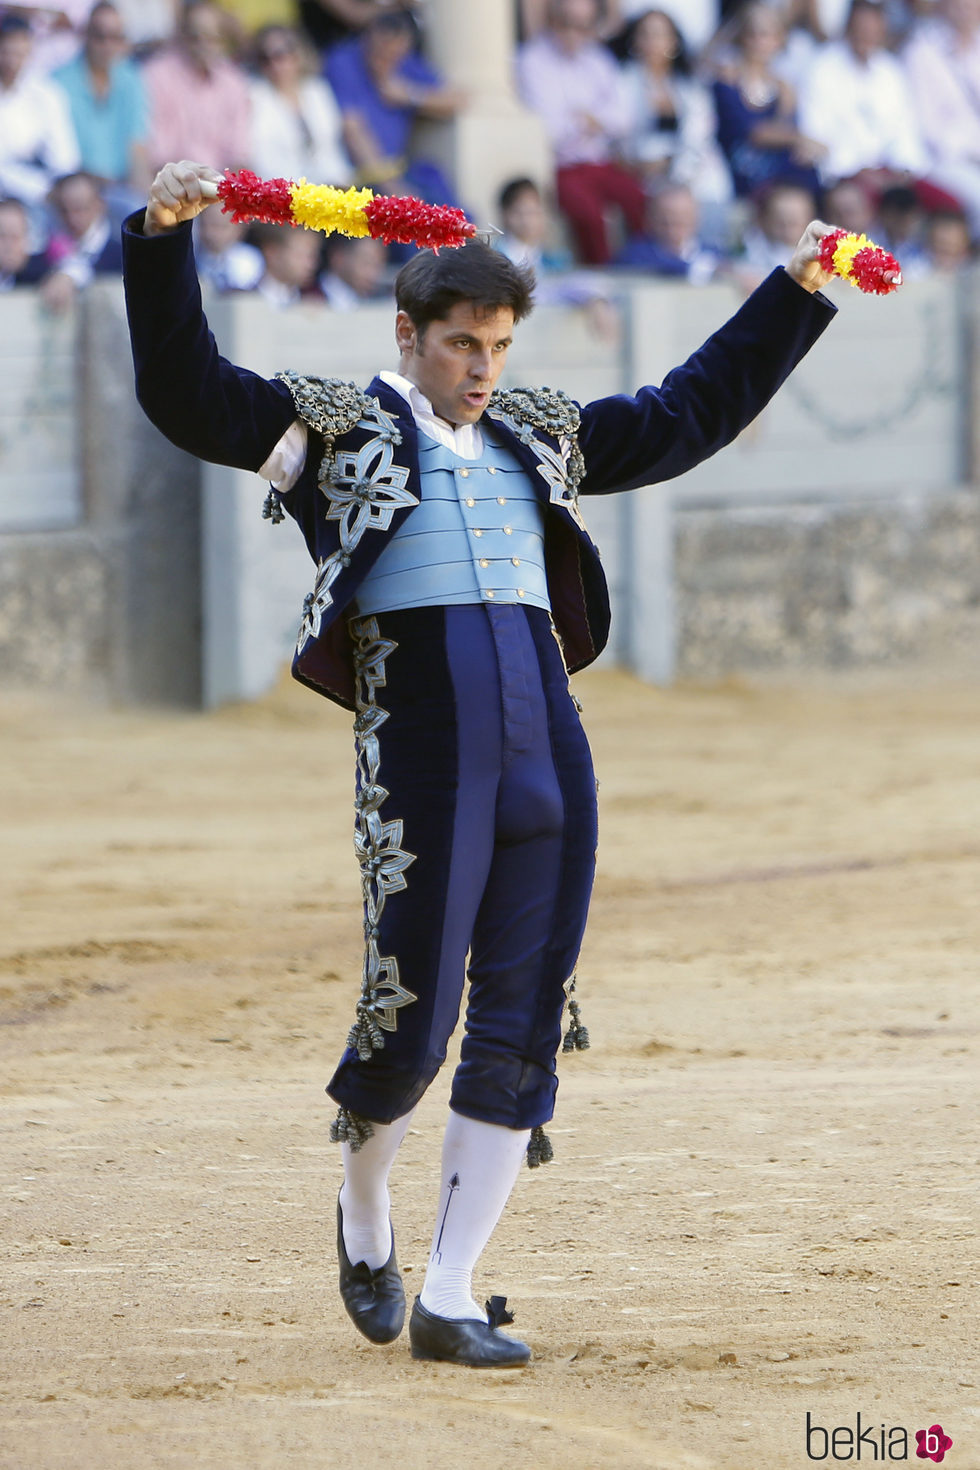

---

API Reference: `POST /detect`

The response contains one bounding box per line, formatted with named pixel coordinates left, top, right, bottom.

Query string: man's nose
left=470, top=350, right=493, bottom=380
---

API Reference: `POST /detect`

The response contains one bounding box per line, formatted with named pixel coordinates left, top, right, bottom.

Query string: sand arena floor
left=1, top=667, right=978, bottom=1470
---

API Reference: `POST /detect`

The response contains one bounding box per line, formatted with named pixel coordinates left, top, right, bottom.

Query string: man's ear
left=395, top=309, right=419, bottom=356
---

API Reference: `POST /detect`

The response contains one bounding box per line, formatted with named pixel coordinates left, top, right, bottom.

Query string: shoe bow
left=485, top=1295, right=515, bottom=1329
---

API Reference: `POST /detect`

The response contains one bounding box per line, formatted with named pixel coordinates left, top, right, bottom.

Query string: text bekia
left=805, top=1413, right=914, bottom=1461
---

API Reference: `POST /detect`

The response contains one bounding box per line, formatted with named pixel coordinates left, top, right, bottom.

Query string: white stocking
left=419, top=1110, right=530, bottom=1322
left=339, top=1108, right=416, bottom=1270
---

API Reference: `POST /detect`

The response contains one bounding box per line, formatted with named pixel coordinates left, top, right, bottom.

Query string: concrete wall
left=0, top=271, right=976, bottom=706
left=0, top=279, right=201, bottom=703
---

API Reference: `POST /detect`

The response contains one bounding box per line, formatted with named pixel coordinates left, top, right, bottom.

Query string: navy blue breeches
left=326, top=603, right=598, bottom=1130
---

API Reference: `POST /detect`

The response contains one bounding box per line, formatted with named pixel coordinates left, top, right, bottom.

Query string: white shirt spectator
left=620, top=62, right=732, bottom=206
left=249, top=74, right=351, bottom=186
left=799, top=39, right=928, bottom=182
left=904, top=14, right=980, bottom=233
left=0, top=68, right=80, bottom=205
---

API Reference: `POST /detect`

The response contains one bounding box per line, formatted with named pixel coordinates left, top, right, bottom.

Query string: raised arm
left=123, top=160, right=297, bottom=470
left=577, top=221, right=840, bottom=495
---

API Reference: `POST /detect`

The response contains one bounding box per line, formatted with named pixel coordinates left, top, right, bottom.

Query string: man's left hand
left=786, top=219, right=837, bottom=294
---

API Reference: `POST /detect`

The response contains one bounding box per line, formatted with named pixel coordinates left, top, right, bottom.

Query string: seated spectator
left=873, top=183, right=930, bottom=276
left=143, top=0, right=252, bottom=173
left=732, top=178, right=817, bottom=286
left=711, top=2, right=825, bottom=199
left=904, top=0, right=980, bottom=238
left=496, top=176, right=574, bottom=273
left=620, top=7, right=733, bottom=234
left=516, top=0, right=646, bottom=264
left=0, top=196, right=48, bottom=289
left=194, top=197, right=264, bottom=289
left=250, top=220, right=325, bottom=305
left=46, top=171, right=123, bottom=274
left=923, top=206, right=974, bottom=269
left=495, top=174, right=621, bottom=339
left=319, top=233, right=390, bottom=307
left=822, top=175, right=875, bottom=234
left=53, top=4, right=150, bottom=201
left=39, top=169, right=122, bottom=310
left=325, top=11, right=461, bottom=204
left=614, top=181, right=725, bottom=280
left=249, top=24, right=350, bottom=183
left=798, top=0, right=930, bottom=191
left=0, top=15, right=80, bottom=212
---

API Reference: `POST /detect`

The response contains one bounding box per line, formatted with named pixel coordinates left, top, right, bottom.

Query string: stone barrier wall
left=0, top=272, right=975, bottom=706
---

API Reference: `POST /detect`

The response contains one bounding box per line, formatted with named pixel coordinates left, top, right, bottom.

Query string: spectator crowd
left=1, top=0, right=978, bottom=315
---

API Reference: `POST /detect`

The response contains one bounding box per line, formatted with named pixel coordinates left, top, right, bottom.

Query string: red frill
left=849, top=244, right=902, bottom=295
left=363, top=194, right=476, bottom=251
left=817, top=228, right=848, bottom=274
left=217, top=169, right=295, bottom=227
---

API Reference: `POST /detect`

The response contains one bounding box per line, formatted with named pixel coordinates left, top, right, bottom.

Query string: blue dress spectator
left=711, top=2, right=824, bottom=198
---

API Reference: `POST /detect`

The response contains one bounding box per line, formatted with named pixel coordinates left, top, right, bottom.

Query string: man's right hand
left=144, top=160, right=224, bottom=237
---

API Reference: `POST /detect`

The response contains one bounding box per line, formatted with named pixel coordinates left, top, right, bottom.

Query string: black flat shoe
left=336, top=1197, right=405, bottom=1344
left=409, top=1295, right=531, bottom=1367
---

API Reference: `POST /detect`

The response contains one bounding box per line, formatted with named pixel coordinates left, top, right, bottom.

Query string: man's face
left=56, top=178, right=105, bottom=239
left=502, top=188, right=548, bottom=248
left=0, top=29, right=31, bottom=87
left=182, top=4, right=226, bottom=72
left=847, top=3, right=886, bottom=58
left=263, top=229, right=321, bottom=289
left=760, top=188, right=813, bottom=248
left=395, top=299, right=515, bottom=426
left=649, top=189, right=697, bottom=253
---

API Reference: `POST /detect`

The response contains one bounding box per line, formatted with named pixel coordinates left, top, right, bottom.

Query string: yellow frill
left=831, top=233, right=869, bottom=285
left=289, top=181, right=375, bottom=237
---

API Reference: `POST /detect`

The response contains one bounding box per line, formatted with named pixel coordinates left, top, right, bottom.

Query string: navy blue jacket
left=122, top=212, right=835, bottom=709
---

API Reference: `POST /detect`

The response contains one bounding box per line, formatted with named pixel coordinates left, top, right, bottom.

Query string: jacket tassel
left=526, top=1125, right=554, bottom=1169
left=329, top=1106, right=375, bottom=1152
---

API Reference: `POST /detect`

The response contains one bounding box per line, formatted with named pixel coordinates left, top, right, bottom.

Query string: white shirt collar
left=379, top=369, right=484, bottom=460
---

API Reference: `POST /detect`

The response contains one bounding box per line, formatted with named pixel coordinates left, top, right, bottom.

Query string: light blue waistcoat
left=353, top=429, right=551, bottom=616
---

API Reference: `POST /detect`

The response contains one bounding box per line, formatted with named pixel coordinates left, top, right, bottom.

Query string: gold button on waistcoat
left=465, top=497, right=475, bottom=507
left=497, top=496, right=507, bottom=505
left=459, top=467, right=470, bottom=478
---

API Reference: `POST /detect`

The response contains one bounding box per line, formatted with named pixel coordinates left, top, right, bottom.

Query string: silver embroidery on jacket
left=347, top=614, right=417, bottom=1058
left=488, top=385, right=587, bottom=528
left=286, top=391, right=418, bottom=656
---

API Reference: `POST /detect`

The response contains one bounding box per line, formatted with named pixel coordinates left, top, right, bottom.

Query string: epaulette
left=488, top=385, right=586, bottom=498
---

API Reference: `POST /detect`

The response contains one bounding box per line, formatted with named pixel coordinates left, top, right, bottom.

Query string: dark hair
left=877, top=185, right=919, bottom=215
left=368, top=11, right=420, bottom=44
left=498, top=177, right=540, bottom=214
left=394, top=239, right=535, bottom=332
left=621, top=8, right=691, bottom=75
